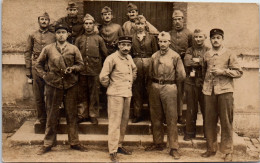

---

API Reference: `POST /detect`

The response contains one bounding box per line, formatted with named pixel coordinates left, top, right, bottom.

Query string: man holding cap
left=35, top=23, right=87, bottom=155
left=201, top=28, right=243, bottom=161
left=131, top=15, right=158, bottom=123
left=123, top=3, right=159, bottom=36
left=169, top=10, right=192, bottom=125
left=24, top=12, right=55, bottom=127
left=99, top=36, right=137, bottom=162
left=99, top=6, right=124, bottom=55
left=145, top=31, right=186, bottom=160
left=75, top=14, right=108, bottom=124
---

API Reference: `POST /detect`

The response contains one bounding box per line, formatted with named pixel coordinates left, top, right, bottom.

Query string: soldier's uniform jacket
left=169, top=28, right=192, bottom=59
left=184, top=45, right=210, bottom=87
left=56, top=16, right=84, bottom=44
left=24, top=29, right=56, bottom=69
left=123, top=20, right=159, bottom=36
left=75, top=32, right=108, bottom=76
left=99, top=51, right=137, bottom=97
left=149, top=48, right=186, bottom=82
left=131, top=32, right=158, bottom=58
left=202, top=47, right=243, bottom=95
left=35, top=42, right=84, bottom=89
left=99, top=22, right=124, bottom=48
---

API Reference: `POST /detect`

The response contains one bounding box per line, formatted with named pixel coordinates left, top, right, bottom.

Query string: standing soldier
left=145, top=31, right=186, bottom=160
left=36, top=23, right=87, bottom=155
left=131, top=15, right=158, bottom=123
left=75, top=14, right=108, bottom=124
left=99, top=36, right=137, bottom=162
left=55, top=2, right=84, bottom=44
left=24, top=12, right=55, bottom=126
left=183, top=29, right=210, bottom=141
left=99, top=6, right=124, bottom=55
left=169, top=10, right=192, bottom=124
left=201, top=28, right=243, bottom=162
left=122, top=3, right=159, bottom=36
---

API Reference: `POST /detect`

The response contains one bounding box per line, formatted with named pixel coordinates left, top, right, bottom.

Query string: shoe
left=90, top=117, right=98, bottom=125
left=183, top=134, right=195, bottom=141
left=201, top=151, right=216, bottom=158
left=77, top=117, right=88, bottom=124
left=117, top=147, right=132, bottom=155
left=37, top=146, right=52, bottom=155
left=177, top=116, right=186, bottom=124
left=110, top=152, right=119, bottom=162
left=145, top=144, right=164, bottom=151
left=132, top=117, right=142, bottom=123
left=169, top=149, right=181, bottom=160
left=70, top=144, right=87, bottom=152
left=224, top=153, right=233, bottom=162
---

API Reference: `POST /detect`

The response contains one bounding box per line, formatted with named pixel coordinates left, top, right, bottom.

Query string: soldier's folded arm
left=71, top=47, right=84, bottom=72
left=35, top=47, right=48, bottom=78
left=223, top=53, right=243, bottom=78
left=99, top=57, right=114, bottom=87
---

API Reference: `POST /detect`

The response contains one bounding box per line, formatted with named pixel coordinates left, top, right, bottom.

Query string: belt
left=152, top=78, right=176, bottom=85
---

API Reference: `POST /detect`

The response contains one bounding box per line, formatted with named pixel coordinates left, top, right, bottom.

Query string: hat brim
left=55, top=27, right=69, bottom=32
left=118, top=40, right=132, bottom=43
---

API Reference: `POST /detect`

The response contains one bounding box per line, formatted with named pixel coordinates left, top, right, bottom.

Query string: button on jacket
left=184, top=45, right=210, bottom=87
left=169, top=28, right=192, bottom=58
left=75, top=32, right=108, bottom=76
left=24, top=29, right=56, bottom=68
left=149, top=49, right=186, bottom=82
left=99, top=51, right=137, bottom=97
left=131, top=32, right=158, bottom=58
left=100, top=22, right=124, bottom=46
left=202, top=47, right=243, bottom=95
left=35, top=42, right=84, bottom=89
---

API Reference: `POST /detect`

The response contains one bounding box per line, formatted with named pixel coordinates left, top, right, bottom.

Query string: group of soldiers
left=24, top=2, right=243, bottom=162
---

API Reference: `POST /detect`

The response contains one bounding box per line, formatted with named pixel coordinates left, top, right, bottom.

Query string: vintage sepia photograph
left=1, top=0, right=260, bottom=162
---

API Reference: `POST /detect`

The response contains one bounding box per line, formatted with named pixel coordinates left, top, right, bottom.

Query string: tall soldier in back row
left=24, top=12, right=56, bottom=126
left=169, top=10, right=192, bottom=124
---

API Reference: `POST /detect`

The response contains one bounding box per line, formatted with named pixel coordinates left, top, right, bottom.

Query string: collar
left=209, top=46, right=226, bottom=57
left=117, top=51, right=129, bottom=60
left=103, top=21, right=112, bottom=26
left=39, top=28, right=49, bottom=34
left=66, top=16, right=80, bottom=24
left=85, top=31, right=95, bottom=36
left=160, top=48, right=169, bottom=55
left=56, top=41, right=68, bottom=53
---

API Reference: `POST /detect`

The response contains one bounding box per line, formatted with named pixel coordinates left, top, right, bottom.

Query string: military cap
left=172, top=10, right=184, bottom=18
left=127, top=3, right=138, bottom=12
left=67, top=2, right=78, bottom=9
left=118, top=36, right=132, bottom=43
left=38, top=12, right=50, bottom=20
left=158, top=31, right=171, bottom=41
left=210, top=28, right=224, bottom=38
left=83, top=14, right=95, bottom=23
left=101, top=6, right=112, bottom=14
left=55, top=23, right=69, bottom=32
left=135, top=15, right=146, bottom=23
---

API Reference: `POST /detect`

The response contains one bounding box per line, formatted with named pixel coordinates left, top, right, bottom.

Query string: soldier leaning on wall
left=24, top=12, right=55, bottom=126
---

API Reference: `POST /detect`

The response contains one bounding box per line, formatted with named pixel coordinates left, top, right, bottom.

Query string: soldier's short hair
left=193, top=29, right=207, bottom=38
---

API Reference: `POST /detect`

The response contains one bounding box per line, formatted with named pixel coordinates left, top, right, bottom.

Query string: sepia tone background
left=2, top=0, right=259, bottom=138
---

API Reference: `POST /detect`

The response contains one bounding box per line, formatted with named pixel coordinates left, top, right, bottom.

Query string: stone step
left=34, top=114, right=207, bottom=135
left=10, top=120, right=246, bottom=154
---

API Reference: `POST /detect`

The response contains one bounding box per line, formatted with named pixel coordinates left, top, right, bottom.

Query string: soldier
left=55, top=2, right=84, bottom=44
left=99, top=6, right=124, bottom=55
left=75, top=14, right=108, bottom=124
left=24, top=12, right=55, bottom=126
left=201, top=28, right=243, bottom=162
left=183, top=29, right=210, bottom=141
left=145, top=31, right=186, bottom=160
left=122, top=3, right=159, bottom=36
left=36, top=23, right=87, bottom=155
left=131, top=15, right=158, bottom=123
left=99, top=36, right=137, bottom=162
left=169, top=10, right=192, bottom=124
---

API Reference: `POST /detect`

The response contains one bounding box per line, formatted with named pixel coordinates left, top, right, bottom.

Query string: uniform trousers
left=44, top=84, right=79, bottom=147
left=149, top=83, right=179, bottom=149
left=107, top=96, right=131, bottom=153
left=177, top=82, right=184, bottom=117
left=78, top=75, right=100, bottom=119
left=204, top=92, right=233, bottom=154
left=184, top=84, right=205, bottom=136
left=132, top=58, right=150, bottom=118
left=32, top=68, right=46, bottom=123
